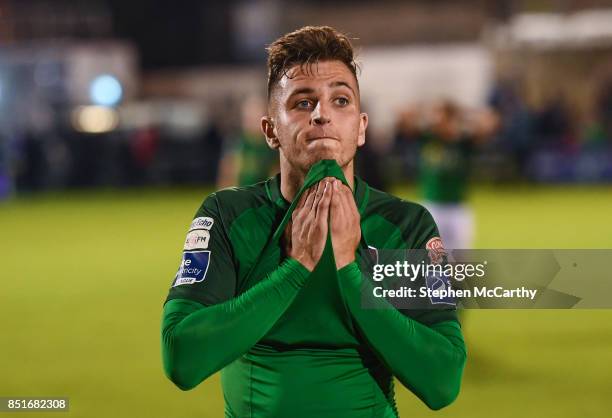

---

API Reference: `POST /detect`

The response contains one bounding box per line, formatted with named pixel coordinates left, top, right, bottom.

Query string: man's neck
left=279, top=159, right=355, bottom=202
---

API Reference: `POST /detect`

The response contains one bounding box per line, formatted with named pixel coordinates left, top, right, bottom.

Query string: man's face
left=262, top=60, right=368, bottom=173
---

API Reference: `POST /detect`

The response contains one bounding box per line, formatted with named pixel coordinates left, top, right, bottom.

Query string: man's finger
left=310, top=180, right=326, bottom=212
left=337, top=182, right=356, bottom=212
left=323, top=176, right=335, bottom=184
left=331, top=179, right=341, bottom=208
left=293, top=188, right=311, bottom=220
left=315, top=180, right=332, bottom=220
left=303, top=186, right=317, bottom=212
left=343, top=184, right=356, bottom=208
left=296, top=187, right=311, bottom=211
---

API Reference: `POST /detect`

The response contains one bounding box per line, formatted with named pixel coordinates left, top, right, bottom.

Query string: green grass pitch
left=1, top=185, right=611, bottom=417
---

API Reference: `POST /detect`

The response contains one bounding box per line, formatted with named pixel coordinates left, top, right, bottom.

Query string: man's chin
left=318, top=152, right=339, bottom=161
left=305, top=154, right=348, bottom=170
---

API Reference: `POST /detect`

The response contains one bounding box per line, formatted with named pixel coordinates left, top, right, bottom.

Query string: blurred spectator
left=354, top=134, right=387, bottom=191
left=65, top=131, right=108, bottom=188
left=199, top=123, right=225, bottom=184
left=355, top=104, right=387, bottom=191
left=120, top=127, right=159, bottom=186
left=533, top=93, right=577, bottom=149
left=594, top=78, right=612, bottom=145
left=488, top=78, right=533, bottom=177
left=132, top=127, right=159, bottom=169
left=0, top=135, right=11, bottom=199
left=15, top=130, right=48, bottom=192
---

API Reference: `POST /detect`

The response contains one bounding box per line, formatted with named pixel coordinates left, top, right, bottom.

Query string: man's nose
left=311, top=102, right=331, bottom=126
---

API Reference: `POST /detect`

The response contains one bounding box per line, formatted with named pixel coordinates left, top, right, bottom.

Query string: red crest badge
left=425, top=236, right=446, bottom=264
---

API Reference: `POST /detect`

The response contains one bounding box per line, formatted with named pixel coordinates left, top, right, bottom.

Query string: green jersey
left=418, top=132, right=474, bottom=203
left=162, top=160, right=466, bottom=417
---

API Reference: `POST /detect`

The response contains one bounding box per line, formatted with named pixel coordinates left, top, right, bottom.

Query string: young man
left=161, top=26, right=466, bottom=418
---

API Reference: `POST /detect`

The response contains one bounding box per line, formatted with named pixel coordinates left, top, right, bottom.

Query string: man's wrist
left=337, top=260, right=361, bottom=284
left=336, top=256, right=357, bottom=271
left=287, top=256, right=314, bottom=273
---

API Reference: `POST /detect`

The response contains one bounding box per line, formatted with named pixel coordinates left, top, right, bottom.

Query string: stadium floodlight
left=71, top=105, right=119, bottom=133
left=89, top=74, right=123, bottom=107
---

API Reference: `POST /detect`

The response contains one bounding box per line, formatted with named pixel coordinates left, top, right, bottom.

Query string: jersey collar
left=265, top=171, right=369, bottom=216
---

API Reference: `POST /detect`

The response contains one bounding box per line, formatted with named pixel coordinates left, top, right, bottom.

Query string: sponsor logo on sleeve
left=425, top=271, right=455, bottom=305
left=189, top=216, right=214, bottom=231
left=184, top=229, right=210, bottom=250
left=425, top=236, right=446, bottom=264
left=173, top=251, right=211, bottom=287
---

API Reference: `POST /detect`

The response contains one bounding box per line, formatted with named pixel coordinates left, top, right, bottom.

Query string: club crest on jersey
left=173, top=251, right=211, bottom=286
left=426, top=236, right=446, bottom=264
left=189, top=216, right=214, bottom=231
left=184, top=229, right=210, bottom=250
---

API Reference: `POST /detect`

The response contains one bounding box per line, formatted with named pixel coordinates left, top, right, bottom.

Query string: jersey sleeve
left=337, top=262, right=466, bottom=410
left=161, top=192, right=314, bottom=391
left=338, top=200, right=466, bottom=409
left=165, top=193, right=237, bottom=307
left=406, top=203, right=440, bottom=250
left=162, top=258, right=311, bottom=391
left=400, top=204, right=459, bottom=326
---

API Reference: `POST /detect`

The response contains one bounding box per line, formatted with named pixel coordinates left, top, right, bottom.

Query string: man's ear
left=261, top=116, right=280, bottom=149
left=357, top=112, right=368, bottom=147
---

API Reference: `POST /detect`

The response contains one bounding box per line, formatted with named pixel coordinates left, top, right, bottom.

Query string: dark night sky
left=107, top=0, right=235, bottom=69
left=6, top=0, right=519, bottom=70
left=104, top=0, right=513, bottom=70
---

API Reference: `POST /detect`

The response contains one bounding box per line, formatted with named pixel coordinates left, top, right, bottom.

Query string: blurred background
left=0, top=0, right=611, bottom=417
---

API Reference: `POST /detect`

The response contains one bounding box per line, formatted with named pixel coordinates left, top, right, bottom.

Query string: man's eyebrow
left=330, top=81, right=356, bottom=96
left=286, top=87, right=315, bottom=100
left=286, top=81, right=357, bottom=99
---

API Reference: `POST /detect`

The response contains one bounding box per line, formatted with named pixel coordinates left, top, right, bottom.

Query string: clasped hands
left=283, top=177, right=361, bottom=271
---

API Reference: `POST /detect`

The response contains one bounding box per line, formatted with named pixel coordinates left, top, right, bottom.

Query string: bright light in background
left=71, top=105, right=119, bottom=133
left=89, top=74, right=123, bottom=106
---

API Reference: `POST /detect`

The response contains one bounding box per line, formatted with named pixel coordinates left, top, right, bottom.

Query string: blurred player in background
left=397, top=101, right=498, bottom=249
left=217, top=95, right=278, bottom=187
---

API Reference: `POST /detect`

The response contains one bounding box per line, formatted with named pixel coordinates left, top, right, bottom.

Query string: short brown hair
left=266, top=26, right=359, bottom=100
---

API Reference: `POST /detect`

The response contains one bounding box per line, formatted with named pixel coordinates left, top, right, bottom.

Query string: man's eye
left=296, top=100, right=312, bottom=109
left=335, top=97, right=349, bottom=106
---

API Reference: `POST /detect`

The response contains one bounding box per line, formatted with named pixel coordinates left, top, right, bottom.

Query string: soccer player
left=396, top=101, right=498, bottom=249
left=216, top=95, right=278, bottom=188
left=161, top=26, right=466, bottom=417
